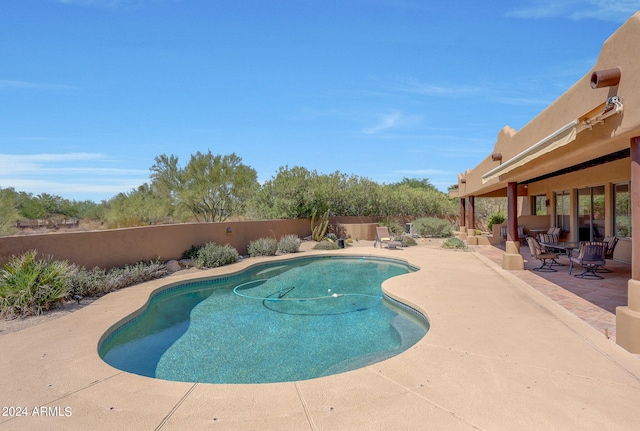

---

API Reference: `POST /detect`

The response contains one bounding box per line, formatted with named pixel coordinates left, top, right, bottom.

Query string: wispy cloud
left=0, top=153, right=148, bottom=199
left=0, top=79, right=76, bottom=91
left=363, top=111, right=403, bottom=134
left=0, top=179, right=146, bottom=195
left=393, top=169, right=452, bottom=176
left=395, top=78, right=484, bottom=97
left=362, top=110, right=425, bottom=135
left=51, top=0, right=180, bottom=8
left=0, top=153, right=108, bottom=173
left=507, top=0, right=639, bottom=22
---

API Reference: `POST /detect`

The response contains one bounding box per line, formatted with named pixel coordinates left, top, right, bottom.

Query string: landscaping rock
left=165, top=260, right=182, bottom=273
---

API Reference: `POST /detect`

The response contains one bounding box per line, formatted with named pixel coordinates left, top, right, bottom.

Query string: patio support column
left=503, top=182, right=524, bottom=270
left=616, top=136, right=640, bottom=353
left=467, top=196, right=478, bottom=245
left=457, top=197, right=468, bottom=242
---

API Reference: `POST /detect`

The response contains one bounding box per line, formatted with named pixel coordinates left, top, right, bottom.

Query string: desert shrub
left=413, top=217, right=453, bottom=238
left=69, top=260, right=168, bottom=297
left=401, top=236, right=417, bottom=247
left=193, top=243, right=239, bottom=268
left=0, top=250, right=74, bottom=317
left=278, top=234, right=301, bottom=254
left=380, top=219, right=405, bottom=235
left=312, top=239, right=339, bottom=250
left=182, top=245, right=202, bottom=260
left=325, top=233, right=338, bottom=241
left=104, top=260, right=168, bottom=290
left=68, top=267, right=109, bottom=297
left=441, top=237, right=467, bottom=249
left=488, top=212, right=507, bottom=231
left=248, top=237, right=278, bottom=257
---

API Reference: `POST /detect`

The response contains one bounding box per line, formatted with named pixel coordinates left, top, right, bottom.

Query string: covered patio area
left=473, top=243, right=631, bottom=344
left=454, top=11, right=640, bottom=353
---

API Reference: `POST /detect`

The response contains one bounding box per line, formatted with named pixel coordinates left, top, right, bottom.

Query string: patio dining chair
left=569, top=241, right=606, bottom=279
left=500, top=226, right=507, bottom=244
left=526, top=237, right=559, bottom=272
left=536, top=233, right=563, bottom=264
left=597, top=236, right=619, bottom=273
left=517, top=226, right=530, bottom=245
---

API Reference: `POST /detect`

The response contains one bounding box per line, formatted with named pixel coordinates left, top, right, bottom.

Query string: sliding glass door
left=577, top=186, right=605, bottom=241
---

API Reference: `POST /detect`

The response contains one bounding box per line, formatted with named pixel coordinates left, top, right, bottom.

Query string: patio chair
left=526, top=237, right=559, bottom=272
left=569, top=241, right=606, bottom=279
left=597, top=236, right=619, bottom=273
left=500, top=226, right=507, bottom=244
left=536, top=233, right=563, bottom=265
left=374, top=226, right=403, bottom=249
left=517, top=226, right=530, bottom=245
left=546, top=227, right=561, bottom=236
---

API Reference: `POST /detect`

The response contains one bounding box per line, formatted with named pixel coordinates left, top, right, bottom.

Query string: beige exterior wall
left=0, top=220, right=312, bottom=269
left=0, top=217, right=382, bottom=269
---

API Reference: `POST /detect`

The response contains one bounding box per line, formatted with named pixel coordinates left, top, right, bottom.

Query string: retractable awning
left=481, top=97, right=623, bottom=184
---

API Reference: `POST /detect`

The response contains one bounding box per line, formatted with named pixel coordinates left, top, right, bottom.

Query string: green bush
left=193, top=243, right=239, bottom=269
left=380, top=219, right=404, bottom=236
left=182, top=245, right=202, bottom=260
left=0, top=250, right=74, bottom=317
left=488, top=212, right=507, bottom=231
left=247, top=237, right=278, bottom=257
left=312, top=239, right=339, bottom=250
left=441, top=237, right=467, bottom=249
left=413, top=217, right=453, bottom=238
left=401, top=236, right=417, bottom=247
left=278, top=234, right=301, bottom=254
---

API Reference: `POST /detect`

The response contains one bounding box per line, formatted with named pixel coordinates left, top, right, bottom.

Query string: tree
left=150, top=151, right=258, bottom=222
left=252, top=166, right=314, bottom=219
left=390, top=177, right=438, bottom=192
left=0, top=187, right=20, bottom=236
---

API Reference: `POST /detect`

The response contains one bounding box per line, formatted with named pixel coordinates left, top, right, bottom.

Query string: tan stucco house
left=453, top=11, right=640, bottom=353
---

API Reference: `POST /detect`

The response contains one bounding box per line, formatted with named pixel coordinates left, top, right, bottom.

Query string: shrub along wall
left=0, top=219, right=312, bottom=269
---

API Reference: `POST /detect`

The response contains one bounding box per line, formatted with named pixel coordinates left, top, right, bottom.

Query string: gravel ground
left=0, top=297, right=98, bottom=335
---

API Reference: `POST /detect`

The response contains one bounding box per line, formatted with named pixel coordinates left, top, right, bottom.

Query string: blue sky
left=1, top=1, right=638, bottom=202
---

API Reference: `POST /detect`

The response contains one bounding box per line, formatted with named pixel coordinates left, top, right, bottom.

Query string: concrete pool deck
left=1, top=240, right=639, bottom=430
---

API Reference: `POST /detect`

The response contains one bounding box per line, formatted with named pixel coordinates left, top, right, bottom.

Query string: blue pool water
left=99, top=256, right=429, bottom=384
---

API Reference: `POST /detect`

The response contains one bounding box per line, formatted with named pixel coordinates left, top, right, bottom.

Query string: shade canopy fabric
left=482, top=119, right=579, bottom=184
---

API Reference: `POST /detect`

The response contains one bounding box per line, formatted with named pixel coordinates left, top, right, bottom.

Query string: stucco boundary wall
left=0, top=217, right=380, bottom=269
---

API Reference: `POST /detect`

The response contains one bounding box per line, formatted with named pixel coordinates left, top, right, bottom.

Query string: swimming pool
left=99, top=256, right=428, bottom=384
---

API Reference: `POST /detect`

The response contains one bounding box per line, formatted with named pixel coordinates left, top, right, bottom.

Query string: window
left=613, top=182, right=631, bottom=238
left=577, top=186, right=605, bottom=241
left=555, top=191, right=570, bottom=231
left=532, top=195, right=547, bottom=215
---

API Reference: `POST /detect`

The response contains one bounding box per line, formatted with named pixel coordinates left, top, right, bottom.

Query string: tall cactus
left=311, top=209, right=329, bottom=241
